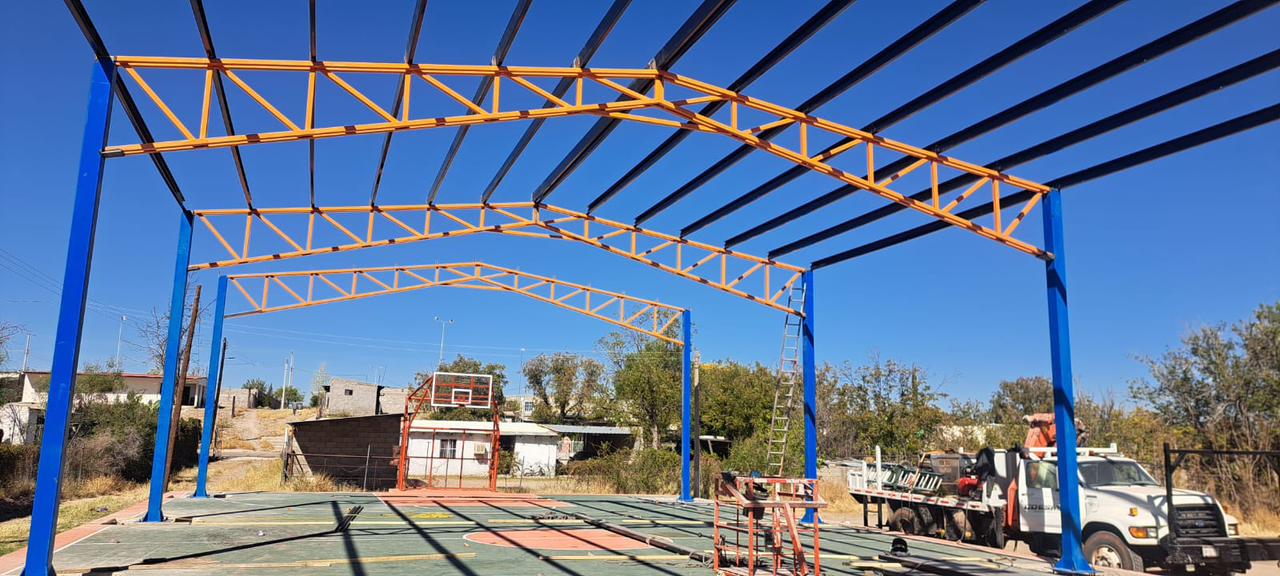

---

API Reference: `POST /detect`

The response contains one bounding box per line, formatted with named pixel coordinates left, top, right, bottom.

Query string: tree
left=818, top=357, right=945, bottom=458
left=521, top=352, right=606, bottom=423
left=699, top=360, right=774, bottom=442
left=988, top=376, right=1054, bottom=424
left=135, top=291, right=209, bottom=374
left=1131, top=301, right=1280, bottom=511
left=311, top=363, right=332, bottom=408
left=415, top=355, right=510, bottom=420
left=601, top=330, right=680, bottom=448
left=242, top=378, right=270, bottom=407
left=0, top=322, right=19, bottom=367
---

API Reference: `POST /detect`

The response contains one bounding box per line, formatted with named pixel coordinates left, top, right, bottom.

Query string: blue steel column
left=679, top=309, right=693, bottom=502
left=143, top=211, right=195, bottom=522
left=23, top=59, right=116, bottom=576
left=801, top=270, right=818, bottom=523
left=1043, top=190, right=1092, bottom=574
left=194, top=276, right=227, bottom=498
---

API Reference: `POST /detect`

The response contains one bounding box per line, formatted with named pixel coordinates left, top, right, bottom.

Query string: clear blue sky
left=1, top=1, right=1276, bottom=403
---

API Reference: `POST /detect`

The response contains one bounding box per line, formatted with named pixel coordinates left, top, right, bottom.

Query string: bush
left=64, top=396, right=202, bottom=483
left=565, top=448, right=682, bottom=494
left=724, top=428, right=806, bottom=478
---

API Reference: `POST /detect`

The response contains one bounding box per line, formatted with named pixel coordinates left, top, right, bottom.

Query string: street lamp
left=434, top=316, right=454, bottom=369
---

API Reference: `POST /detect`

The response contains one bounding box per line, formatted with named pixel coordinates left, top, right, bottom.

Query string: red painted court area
left=464, top=528, right=655, bottom=551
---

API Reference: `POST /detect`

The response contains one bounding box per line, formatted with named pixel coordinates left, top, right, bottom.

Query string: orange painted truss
left=113, top=57, right=1052, bottom=258
left=225, top=262, right=687, bottom=345
left=194, top=202, right=806, bottom=316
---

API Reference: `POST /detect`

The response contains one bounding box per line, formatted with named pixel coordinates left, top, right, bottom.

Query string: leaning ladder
left=767, top=284, right=805, bottom=477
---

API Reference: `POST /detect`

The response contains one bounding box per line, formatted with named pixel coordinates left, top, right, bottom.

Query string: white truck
left=847, top=445, right=1257, bottom=574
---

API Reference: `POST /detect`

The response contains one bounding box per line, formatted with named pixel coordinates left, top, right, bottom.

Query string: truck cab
left=1015, top=451, right=1245, bottom=573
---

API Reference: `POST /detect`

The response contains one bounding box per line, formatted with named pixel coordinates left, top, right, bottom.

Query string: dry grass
left=220, top=437, right=256, bottom=451
left=253, top=408, right=318, bottom=434
left=203, top=458, right=353, bottom=494
left=1239, top=506, right=1280, bottom=537
left=0, top=485, right=147, bottom=556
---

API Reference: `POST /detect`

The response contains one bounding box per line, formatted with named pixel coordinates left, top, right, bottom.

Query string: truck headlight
left=1128, top=526, right=1157, bottom=539
left=1227, top=523, right=1239, bottom=536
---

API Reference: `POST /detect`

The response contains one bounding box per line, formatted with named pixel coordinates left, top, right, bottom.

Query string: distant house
left=0, top=402, right=43, bottom=445
left=321, top=378, right=409, bottom=417
left=540, top=424, right=634, bottom=463
left=16, top=370, right=207, bottom=407
left=0, top=370, right=207, bottom=445
left=407, top=419, right=559, bottom=478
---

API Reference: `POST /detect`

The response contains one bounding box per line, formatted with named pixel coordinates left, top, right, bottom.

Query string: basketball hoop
left=428, top=371, right=494, bottom=409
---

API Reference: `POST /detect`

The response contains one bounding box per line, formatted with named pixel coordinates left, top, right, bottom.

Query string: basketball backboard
left=428, top=372, right=494, bottom=409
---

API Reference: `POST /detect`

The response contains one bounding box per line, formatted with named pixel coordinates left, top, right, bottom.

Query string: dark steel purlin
left=727, top=0, right=1274, bottom=250
left=585, top=0, right=854, bottom=213
left=529, top=0, right=736, bottom=204
left=425, top=0, right=532, bottom=204
left=190, top=0, right=253, bottom=209
left=772, top=48, right=1280, bottom=259
left=63, top=0, right=185, bottom=207
left=685, top=0, right=1124, bottom=238
left=630, top=0, right=984, bottom=226
left=811, top=102, right=1280, bottom=269
left=367, top=0, right=428, bottom=207
left=481, top=0, right=632, bottom=203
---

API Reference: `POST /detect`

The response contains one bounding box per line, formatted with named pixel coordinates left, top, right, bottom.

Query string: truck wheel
left=945, top=510, right=971, bottom=542
left=889, top=507, right=921, bottom=535
left=986, top=507, right=1006, bottom=549
left=1083, top=531, right=1137, bottom=571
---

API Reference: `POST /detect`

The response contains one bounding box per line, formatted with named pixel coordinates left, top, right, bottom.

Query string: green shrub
left=565, top=448, right=682, bottom=494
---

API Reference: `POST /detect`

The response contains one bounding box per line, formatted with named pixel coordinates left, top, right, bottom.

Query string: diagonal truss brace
left=226, top=262, right=686, bottom=345
left=193, top=202, right=806, bottom=316
left=110, top=57, right=1052, bottom=259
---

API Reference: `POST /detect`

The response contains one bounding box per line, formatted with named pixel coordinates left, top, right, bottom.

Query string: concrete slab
left=6, top=492, right=1068, bottom=576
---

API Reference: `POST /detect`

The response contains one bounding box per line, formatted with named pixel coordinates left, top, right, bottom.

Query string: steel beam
left=63, top=0, right=184, bottom=207
left=194, top=275, right=227, bottom=498
left=587, top=0, right=853, bottom=213
left=483, top=0, right=632, bottom=203
left=369, top=0, right=428, bottom=206
left=427, top=0, right=532, bottom=203
left=144, top=211, right=195, bottom=523
left=530, top=0, right=734, bottom=204
left=1043, top=191, right=1091, bottom=574
left=189, top=0, right=253, bottom=208
left=23, top=58, right=115, bottom=576
left=772, top=48, right=1280, bottom=259
left=686, top=0, right=1122, bottom=238
left=634, top=0, right=982, bottom=225
left=726, top=0, right=1273, bottom=248
left=809, top=101, right=1280, bottom=269
left=680, top=309, right=693, bottom=502
left=801, top=269, right=817, bottom=524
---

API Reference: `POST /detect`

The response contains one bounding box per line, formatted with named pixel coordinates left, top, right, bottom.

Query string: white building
left=17, top=371, right=207, bottom=407
left=406, top=419, right=559, bottom=478
left=0, top=402, right=43, bottom=445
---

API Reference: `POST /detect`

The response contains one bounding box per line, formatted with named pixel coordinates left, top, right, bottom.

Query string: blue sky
left=1, top=1, right=1276, bottom=403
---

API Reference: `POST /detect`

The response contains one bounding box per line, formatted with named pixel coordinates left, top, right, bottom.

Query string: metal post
left=680, top=309, right=693, bottom=502
left=23, top=58, right=116, bottom=576
left=194, top=276, right=227, bottom=498
left=144, top=210, right=195, bottom=522
left=801, top=270, right=818, bottom=523
left=1043, top=190, right=1092, bottom=574
left=692, top=351, right=702, bottom=499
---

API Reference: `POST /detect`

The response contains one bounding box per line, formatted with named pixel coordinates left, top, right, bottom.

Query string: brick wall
left=288, top=414, right=402, bottom=490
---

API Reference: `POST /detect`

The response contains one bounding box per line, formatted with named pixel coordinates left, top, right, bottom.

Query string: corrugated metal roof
left=540, top=424, right=633, bottom=435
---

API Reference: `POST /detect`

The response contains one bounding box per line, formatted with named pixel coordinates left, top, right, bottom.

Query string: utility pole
left=434, top=316, right=454, bottom=369
left=21, top=334, right=31, bottom=372
left=114, top=314, right=126, bottom=370
left=163, top=284, right=201, bottom=492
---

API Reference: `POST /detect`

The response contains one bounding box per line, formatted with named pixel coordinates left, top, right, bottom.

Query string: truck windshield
left=1080, top=460, right=1158, bottom=487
